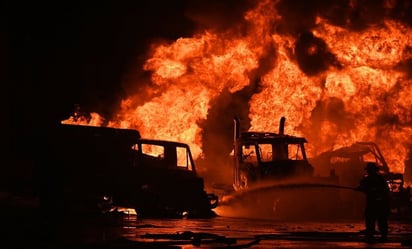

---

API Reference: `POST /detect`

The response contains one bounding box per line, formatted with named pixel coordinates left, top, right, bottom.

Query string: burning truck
left=309, top=142, right=412, bottom=218
left=232, top=116, right=332, bottom=190
left=217, top=116, right=411, bottom=220
left=38, top=123, right=218, bottom=218
left=216, top=116, right=343, bottom=220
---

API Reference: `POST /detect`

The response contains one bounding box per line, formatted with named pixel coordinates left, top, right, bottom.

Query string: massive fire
left=62, top=0, right=412, bottom=177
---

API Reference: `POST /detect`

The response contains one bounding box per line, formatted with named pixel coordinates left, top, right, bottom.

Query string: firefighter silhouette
left=356, top=162, right=390, bottom=242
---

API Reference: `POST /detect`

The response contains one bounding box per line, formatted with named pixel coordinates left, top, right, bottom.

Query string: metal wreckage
left=222, top=116, right=412, bottom=219
left=38, top=116, right=411, bottom=220
left=39, top=123, right=218, bottom=218
left=310, top=141, right=412, bottom=218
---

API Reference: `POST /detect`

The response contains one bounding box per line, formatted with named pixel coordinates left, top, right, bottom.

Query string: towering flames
left=63, top=0, right=412, bottom=175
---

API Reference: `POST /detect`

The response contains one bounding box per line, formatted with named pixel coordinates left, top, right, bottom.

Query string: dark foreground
left=1, top=204, right=412, bottom=249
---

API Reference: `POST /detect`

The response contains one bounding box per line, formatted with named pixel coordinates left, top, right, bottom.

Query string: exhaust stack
left=233, top=116, right=241, bottom=190
left=279, top=116, right=285, bottom=135
left=234, top=116, right=240, bottom=141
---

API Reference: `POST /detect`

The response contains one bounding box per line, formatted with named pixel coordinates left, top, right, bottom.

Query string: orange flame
left=62, top=0, right=412, bottom=174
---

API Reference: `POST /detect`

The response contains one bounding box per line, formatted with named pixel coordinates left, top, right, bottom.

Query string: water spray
left=218, top=182, right=358, bottom=207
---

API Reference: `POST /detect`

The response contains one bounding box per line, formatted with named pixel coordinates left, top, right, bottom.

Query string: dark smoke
left=199, top=86, right=255, bottom=184
left=294, top=31, right=342, bottom=75
left=185, top=0, right=254, bottom=32
left=275, top=0, right=412, bottom=35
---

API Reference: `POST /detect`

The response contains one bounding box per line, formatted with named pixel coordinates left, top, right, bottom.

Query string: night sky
left=8, top=1, right=192, bottom=130
left=6, top=0, right=250, bottom=140
left=5, top=0, right=412, bottom=189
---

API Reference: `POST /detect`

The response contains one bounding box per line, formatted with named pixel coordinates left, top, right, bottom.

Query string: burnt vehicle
left=309, top=142, right=412, bottom=217
left=232, top=116, right=337, bottom=190
left=224, top=116, right=341, bottom=220
left=39, top=123, right=218, bottom=218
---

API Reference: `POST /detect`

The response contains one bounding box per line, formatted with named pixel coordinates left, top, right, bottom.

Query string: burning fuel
left=62, top=0, right=412, bottom=180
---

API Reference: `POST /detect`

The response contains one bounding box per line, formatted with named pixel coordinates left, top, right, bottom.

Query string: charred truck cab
left=41, top=123, right=217, bottom=218
left=233, top=116, right=316, bottom=191
left=228, top=116, right=341, bottom=220
left=128, top=139, right=218, bottom=217
left=310, top=142, right=412, bottom=217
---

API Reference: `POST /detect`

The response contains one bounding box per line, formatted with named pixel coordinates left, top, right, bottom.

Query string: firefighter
left=356, top=162, right=390, bottom=242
